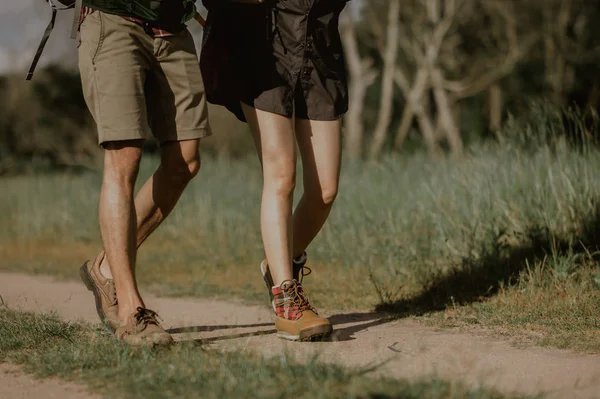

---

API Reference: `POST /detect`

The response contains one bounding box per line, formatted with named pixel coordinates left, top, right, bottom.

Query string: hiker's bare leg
left=292, top=119, right=342, bottom=257
left=99, top=141, right=145, bottom=321
left=242, top=103, right=296, bottom=286
left=99, top=139, right=201, bottom=279
left=135, top=140, right=202, bottom=244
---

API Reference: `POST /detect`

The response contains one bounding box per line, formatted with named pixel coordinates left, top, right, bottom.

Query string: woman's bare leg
left=242, top=103, right=296, bottom=286
left=292, top=119, right=342, bottom=258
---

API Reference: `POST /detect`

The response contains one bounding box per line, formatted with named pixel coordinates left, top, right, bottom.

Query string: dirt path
left=1, top=272, right=599, bottom=399
left=0, top=363, right=100, bottom=399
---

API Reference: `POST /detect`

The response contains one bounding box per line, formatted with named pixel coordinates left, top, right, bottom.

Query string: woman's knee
left=266, top=172, right=296, bottom=198
left=263, top=161, right=296, bottom=198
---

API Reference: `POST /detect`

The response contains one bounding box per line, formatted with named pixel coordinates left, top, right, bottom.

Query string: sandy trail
left=0, top=363, right=100, bottom=399
left=0, top=272, right=599, bottom=399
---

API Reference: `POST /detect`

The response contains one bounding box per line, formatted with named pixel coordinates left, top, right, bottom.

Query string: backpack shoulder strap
left=70, top=0, right=84, bottom=39
left=26, top=5, right=58, bottom=81
left=26, top=0, right=81, bottom=81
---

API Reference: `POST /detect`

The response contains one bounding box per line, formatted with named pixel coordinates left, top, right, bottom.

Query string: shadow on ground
left=377, top=203, right=600, bottom=316
left=167, top=323, right=272, bottom=334
left=171, top=312, right=398, bottom=344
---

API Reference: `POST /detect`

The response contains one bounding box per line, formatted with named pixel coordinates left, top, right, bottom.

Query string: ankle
left=99, top=256, right=113, bottom=280
left=117, top=302, right=144, bottom=322
left=272, top=270, right=295, bottom=288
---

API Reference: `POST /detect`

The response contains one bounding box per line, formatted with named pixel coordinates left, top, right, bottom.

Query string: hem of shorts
left=295, top=112, right=348, bottom=122
left=97, top=130, right=147, bottom=147
left=97, top=127, right=211, bottom=147
left=159, top=127, right=213, bottom=146
left=241, top=100, right=293, bottom=119
left=242, top=101, right=348, bottom=122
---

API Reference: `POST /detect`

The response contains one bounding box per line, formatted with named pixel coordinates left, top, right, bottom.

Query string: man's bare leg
left=99, top=141, right=145, bottom=321
left=99, top=139, right=201, bottom=280
left=292, top=119, right=342, bottom=257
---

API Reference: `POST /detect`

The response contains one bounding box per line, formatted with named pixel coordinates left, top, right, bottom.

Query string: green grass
left=1, top=121, right=600, bottom=352
left=423, top=252, right=600, bottom=352
left=0, top=308, right=528, bottom=399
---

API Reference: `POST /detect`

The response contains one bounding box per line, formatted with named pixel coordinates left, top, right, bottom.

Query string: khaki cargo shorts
left=78, top=12, right=211, bottom=146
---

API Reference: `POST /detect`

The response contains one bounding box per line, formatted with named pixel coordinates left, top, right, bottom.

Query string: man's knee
left=305, top=182, right=338, bottom=207
left=162, top=153, right=201, bottom=185
left=320, top=184, right=338, bottom=206
left=102, top=141, right=144, bottom=186
left=185, top=156, right=202, bottom=179
left=161, top=140, right=202, bottom=184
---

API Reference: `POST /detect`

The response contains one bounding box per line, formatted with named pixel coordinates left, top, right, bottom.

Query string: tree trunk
left=415, top=102, right=442, bottom=158
left=394, top=104, right=414, bottom=152
left=368, top=0, right=401, bottom=160
left=431, top=68, right=463, bottom=157
left=488, top=83, right=503, bottom=132
left=394, top=68, right=430, bottom=151
left=341, top=19, right=376, bottom=159
left=453, top=101, right=462, bottom=139
left=564, top=64, right=575, bottom=96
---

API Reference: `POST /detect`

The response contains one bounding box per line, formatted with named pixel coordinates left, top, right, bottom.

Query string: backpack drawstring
left=271, top=7, right=288, bottom=55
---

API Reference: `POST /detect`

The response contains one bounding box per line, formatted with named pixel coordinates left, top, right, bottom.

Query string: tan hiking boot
left=79, top=251, right=119, bottom=331
left=261, top=252, right=311, bottom=306
left=272, top=279, right=332, bottom=341
left=115, top=307, right=173, bottom=346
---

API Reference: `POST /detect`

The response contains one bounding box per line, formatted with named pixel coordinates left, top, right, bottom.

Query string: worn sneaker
left=79, top=251, right=119, bottom=331
left=273, top=279, right=332, bottom=341
left=261, top=252, right=312, bottom=306
left=115, top=307, right=173, bottom=346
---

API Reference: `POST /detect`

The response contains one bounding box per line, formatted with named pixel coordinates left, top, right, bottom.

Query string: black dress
left=200, top=0, right=349, bottom=122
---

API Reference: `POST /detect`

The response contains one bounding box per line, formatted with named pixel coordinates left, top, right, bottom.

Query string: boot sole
left=79, top=262, right=115, bottom=333
left=277, top=324, right=333, bottom=342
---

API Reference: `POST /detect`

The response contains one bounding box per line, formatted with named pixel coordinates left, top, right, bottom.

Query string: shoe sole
left=277, top=324, right=333, bottom=342
left=79, top=262, right=115, bottom=333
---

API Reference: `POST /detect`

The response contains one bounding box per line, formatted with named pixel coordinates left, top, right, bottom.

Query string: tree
left=341, top=11, right=378, bottom=159
left=368, top=0, right=401, bottom=160
left=390, top=0, right=537, bottom=157
left=343, top=0, right=539, bottom=159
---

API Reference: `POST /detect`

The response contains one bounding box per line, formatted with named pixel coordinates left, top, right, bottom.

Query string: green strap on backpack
left=26, top=0, right=197, bottom=81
